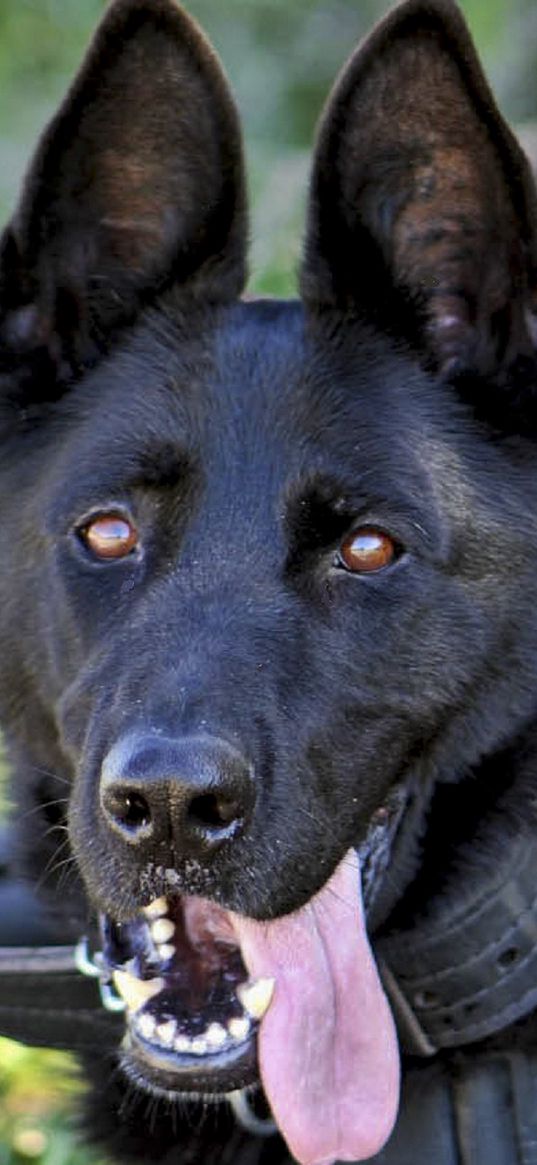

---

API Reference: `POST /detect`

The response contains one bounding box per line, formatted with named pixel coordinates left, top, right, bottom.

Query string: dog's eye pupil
left=338, top=528, right=397, bottom=574
left=81, top=515, right=138, bottom=560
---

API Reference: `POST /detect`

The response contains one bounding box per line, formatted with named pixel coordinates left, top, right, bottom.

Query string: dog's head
left=1, top=2, right=537, bottom=1162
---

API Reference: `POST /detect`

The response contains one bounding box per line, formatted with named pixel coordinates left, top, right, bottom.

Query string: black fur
left=2, top=1, right=537, bottom=1162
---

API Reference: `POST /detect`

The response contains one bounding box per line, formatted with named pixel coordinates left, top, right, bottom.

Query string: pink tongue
left=231, top=850, right=399, bottom=1165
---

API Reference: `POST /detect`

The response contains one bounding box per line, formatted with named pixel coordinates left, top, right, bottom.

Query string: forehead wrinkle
left=194, top=321, right=306, bottom=481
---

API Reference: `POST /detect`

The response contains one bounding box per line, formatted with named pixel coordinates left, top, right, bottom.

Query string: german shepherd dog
left=1, top=1, right=537, bottom=1162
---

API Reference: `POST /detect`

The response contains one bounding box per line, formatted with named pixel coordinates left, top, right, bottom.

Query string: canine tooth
left=142, top=897, right=169, bottom=919
left=237, top=978, right=275, bottom=1021
left=157, top=943, right=175, bottom=962
left=156, top=1020, right=177, bottom=1047
left=112, top=970, right=164, bottom=1013
left=136, top=1013, right=157, bottom=1041
left=228, top=1016, right=251, bottom=1042
left=151, top=918, right=175, bottom=945
left=205, top=1023, right=228, bottom=1049
left=191, top=1037, right=208, bottom=1055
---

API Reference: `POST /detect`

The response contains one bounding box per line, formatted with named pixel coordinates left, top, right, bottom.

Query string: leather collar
left=376, top=826, right=537, bottom=1055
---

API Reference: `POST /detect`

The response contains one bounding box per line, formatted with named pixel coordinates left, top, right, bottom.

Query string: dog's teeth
left=142, top=897, right=169, bottom=920
left=157, top=942, right=175, bottom=962
left=190, top=1037, right=208, bottom=1055
left=228, top=1016, right=251, bottom=1042
left=112, top=970, right=164, bottom=1013
left=136, top=1013, right=157, bottom=1041
left=156, top=1020, right=177, bottom=1047
left=237, top=978, right=275, bottom=1021
left=205, top=1022, right=228, bottom=1049
left=151, top=917, right=175, bottom=945
left=174, top=1034, right=192, bottom=1053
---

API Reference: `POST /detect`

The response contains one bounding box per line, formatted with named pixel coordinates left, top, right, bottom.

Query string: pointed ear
left=301, top=0, right=537, bottom=383
left=0, top=0, right=246, bottom=382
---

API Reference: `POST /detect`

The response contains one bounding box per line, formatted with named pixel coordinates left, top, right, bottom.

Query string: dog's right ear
left=0, top=0, right=246, bottom=388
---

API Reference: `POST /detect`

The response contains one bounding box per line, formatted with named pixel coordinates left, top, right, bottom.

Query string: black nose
left=100, top=734, right=254, bottom=859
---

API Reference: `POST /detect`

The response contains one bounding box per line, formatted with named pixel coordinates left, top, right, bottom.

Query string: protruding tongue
left=231, top=850, right=399, bottom=1165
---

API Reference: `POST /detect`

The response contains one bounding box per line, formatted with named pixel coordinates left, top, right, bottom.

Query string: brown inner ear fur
left=302, top=0, right=537, bottom=377
left=1, top=0, right=247, bottom=373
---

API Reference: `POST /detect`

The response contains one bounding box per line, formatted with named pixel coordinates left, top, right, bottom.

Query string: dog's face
left=2, top=2, right=537, bottom=1163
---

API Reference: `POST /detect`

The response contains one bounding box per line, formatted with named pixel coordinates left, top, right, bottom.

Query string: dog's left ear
left=301, top=0, right=537, bottom=386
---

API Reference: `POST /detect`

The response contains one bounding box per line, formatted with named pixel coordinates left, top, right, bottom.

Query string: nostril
left=103, top=786, right=152, bottom=835
left=188, top=792, right=243, bottom=832
left=121, top=791, right=152, bottom=830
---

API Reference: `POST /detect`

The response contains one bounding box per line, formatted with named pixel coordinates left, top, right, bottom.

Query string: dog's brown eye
left=80, top=514, right=139, bottom=560
left=338, top=528, right=397, bottom=574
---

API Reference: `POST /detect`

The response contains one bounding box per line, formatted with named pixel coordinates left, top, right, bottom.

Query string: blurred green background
left=0, top=0, right=536, bottom=1161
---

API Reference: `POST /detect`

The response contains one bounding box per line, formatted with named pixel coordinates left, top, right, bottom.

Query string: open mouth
left=101, top=895, right=274, bottom=1094
left=83, top=836, right=403, bottom=1165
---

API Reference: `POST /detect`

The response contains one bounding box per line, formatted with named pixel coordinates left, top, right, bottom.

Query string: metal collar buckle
left=229, top=1089, right=277, bottom=1137
left=74, top=936, right=126, bottom=1014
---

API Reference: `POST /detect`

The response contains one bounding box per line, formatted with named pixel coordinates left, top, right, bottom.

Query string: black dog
left=2, top=1, right=537, bottom=1162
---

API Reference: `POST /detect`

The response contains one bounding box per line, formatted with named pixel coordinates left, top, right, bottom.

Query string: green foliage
left=0, top=1040, right=105, bottom=1165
